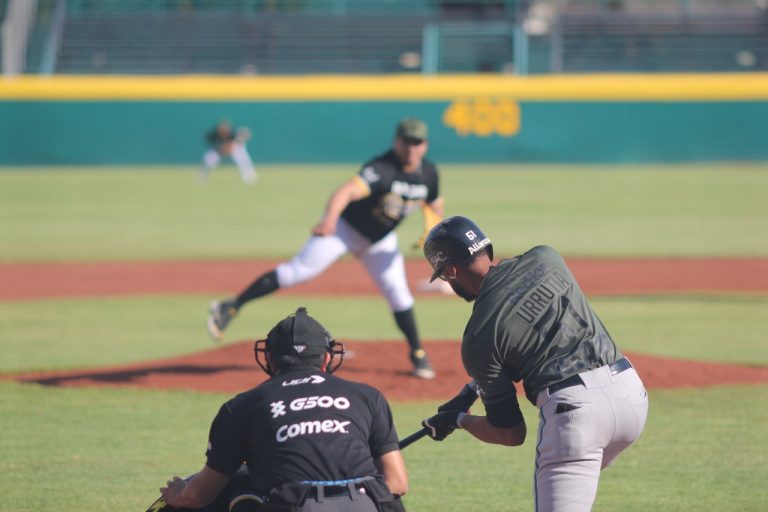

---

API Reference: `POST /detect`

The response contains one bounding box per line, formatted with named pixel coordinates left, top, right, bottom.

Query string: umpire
left=160, top=307, right=408, bottom=512
left=418, top=216, right=648, bottom=512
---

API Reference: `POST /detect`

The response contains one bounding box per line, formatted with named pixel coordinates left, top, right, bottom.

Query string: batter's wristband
left=457, top=412, right=467, bottom=429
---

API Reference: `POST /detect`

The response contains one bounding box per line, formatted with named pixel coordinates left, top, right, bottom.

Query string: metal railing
left=2, top=0, right=39, bottom=75
left=13, top=0, right=768, bottom=74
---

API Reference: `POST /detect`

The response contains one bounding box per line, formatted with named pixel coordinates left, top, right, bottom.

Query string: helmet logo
left=428, top=250, right=447, bottom=269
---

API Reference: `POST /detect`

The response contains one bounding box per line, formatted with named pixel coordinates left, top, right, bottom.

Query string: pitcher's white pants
left=534, top=361, right=648, bottom=512
left=275, top=218, right=414, bottom=313
left=201, top=143, right=257, bottom=184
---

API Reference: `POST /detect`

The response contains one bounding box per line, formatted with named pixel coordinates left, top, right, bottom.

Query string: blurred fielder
left=199, top=119, right=257, bottom=185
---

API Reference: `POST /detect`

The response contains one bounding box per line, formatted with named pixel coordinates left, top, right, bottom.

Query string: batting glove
left=422, top=411, right=466, bottom=441
left=437, top=383, right=479, bottom=413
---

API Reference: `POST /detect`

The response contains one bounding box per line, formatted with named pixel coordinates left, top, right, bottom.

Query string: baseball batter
left=208, top=118, right=444, bottom=379
left=199, top=119, right=257, bottom=185
left=419, top=216, right=648, bottom=512
left=160, top=307, right=408, bottom=511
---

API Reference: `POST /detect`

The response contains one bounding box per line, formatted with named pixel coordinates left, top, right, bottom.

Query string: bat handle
left=398, top=427, right=429, bottom=450
left=397, top=380, right=478, bottom=450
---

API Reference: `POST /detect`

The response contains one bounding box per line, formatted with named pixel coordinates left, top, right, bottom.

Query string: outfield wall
left=1, top=74, right=767, bottom=165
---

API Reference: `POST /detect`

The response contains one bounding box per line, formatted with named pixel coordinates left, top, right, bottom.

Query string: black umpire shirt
left=462, top=246, right=622, bottom=425
left=205, top=367, right=400, bottom=494
left=341, top=149, right=440, bottom=243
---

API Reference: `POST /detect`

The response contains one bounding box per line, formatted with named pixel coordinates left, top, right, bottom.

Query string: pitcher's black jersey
left=341, top=149, right=440, bottom=242
left=205, top=368, right=399, bottom=494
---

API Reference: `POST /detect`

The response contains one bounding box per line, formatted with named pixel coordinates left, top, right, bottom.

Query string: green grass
left=2, top=382, right=766, bottom=511
left=1, top=163, right=767, bottom=511
left=1, top=164, right=767, bottom=261
left=402, top=385, right=768, bottom=511
left=2, top=294, right=767, bottom=373
left=593, top=294, right=768, bottom=365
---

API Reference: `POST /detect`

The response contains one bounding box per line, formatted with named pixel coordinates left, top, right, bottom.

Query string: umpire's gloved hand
left=438, top=383, right=479, bottom=413
left=422, top=411, right=465, bottom=441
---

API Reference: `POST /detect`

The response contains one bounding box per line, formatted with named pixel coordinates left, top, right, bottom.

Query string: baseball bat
left=398, top=427, right=430, bottom=450
left=397, top=380, right=478, bottom=450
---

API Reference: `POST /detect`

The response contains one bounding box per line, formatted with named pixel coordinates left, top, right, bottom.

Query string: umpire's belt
left=547, top=357, right=633, bottom=394
left=308, top=484, right=365, bottom=499
left=302, top=477, right=371, bottom=500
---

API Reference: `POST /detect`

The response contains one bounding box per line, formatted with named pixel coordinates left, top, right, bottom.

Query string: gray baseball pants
left=534, top=359, right=648, bottom=512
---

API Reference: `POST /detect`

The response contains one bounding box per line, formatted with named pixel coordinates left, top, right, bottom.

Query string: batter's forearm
left=459, top=414, right=526, bottom=446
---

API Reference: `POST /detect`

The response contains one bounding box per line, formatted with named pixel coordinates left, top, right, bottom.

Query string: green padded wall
left=1, top=74, right=767, bottom=165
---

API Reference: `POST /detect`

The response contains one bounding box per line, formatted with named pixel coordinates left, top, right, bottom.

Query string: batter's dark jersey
left=205, top=367, right=400, bottom=494
left=341, top=149, right=440, bottom=242
left=462, top=246, right=622, bottom=424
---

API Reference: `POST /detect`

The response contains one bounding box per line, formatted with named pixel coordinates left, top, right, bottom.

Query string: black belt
left=308, top=483, right=365, bottom=499
left=547, top=357, right=633, bottom=394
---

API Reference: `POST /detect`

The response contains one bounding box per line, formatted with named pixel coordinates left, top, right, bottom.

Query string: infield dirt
left=3, top=258, right=768, bottom=399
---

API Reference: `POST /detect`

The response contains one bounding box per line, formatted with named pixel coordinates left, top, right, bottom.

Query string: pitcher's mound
left=11, top=340, right=768, bottom=400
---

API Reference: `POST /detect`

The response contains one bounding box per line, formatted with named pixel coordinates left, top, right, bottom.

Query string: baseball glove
left=235, top=127, right=252, bottom=143
left=413, top=203, right=442, bottom=249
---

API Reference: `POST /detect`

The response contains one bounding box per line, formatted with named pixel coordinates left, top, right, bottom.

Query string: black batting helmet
left=423, top=216, right=493, bottom=282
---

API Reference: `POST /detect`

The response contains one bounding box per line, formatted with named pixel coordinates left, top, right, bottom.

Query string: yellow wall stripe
left=1, top=73, right=768, bottom=101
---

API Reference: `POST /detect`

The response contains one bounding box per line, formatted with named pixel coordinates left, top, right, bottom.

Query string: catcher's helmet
left=254, top=307, right=345, bottom=376
left=423, top=216, right=493, bottom=282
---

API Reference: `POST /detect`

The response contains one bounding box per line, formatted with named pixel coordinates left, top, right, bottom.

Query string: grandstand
left=2, top=0, right=767, bottom=75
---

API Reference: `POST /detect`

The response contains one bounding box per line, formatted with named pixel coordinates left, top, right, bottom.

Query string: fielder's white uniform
left=200, top=123, right=257, bottom=185
left=201, top=142, right=257, bottom=185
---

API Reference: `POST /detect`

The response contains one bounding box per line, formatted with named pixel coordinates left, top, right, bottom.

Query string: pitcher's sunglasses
left=401, top=136, right=425, bottom=146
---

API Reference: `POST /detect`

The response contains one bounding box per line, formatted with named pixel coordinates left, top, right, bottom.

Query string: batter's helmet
left=423, top=216, right=493, bottom=282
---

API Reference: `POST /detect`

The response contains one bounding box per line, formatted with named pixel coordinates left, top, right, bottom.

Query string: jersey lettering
left=275, top=420, right=351, bottom=443
left=290, top=395, right=351, bottom=412
left=270, top=400, right=287, bottom=418
left=361, top=166, right=380, bottom=183
left=468, top=237, right=491, bottom=255
left=505, top=263, right=548, bottom=305
left=391, top=180, right=428, bottom=200
left=513, top=270, right=571, bottom=324
left=282, top=375, right=325, bottom=387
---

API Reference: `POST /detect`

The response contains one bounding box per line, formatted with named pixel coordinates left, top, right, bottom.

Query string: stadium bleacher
left=12, top=0, right=768, bottom=74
